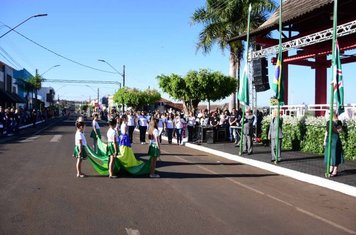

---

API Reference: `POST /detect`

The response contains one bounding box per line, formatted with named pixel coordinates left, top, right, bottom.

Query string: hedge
left=261, top=115, right=356, bottom=160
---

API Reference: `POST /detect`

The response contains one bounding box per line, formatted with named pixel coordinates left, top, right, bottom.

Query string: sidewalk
left=182, top=139, right=356, bottom=197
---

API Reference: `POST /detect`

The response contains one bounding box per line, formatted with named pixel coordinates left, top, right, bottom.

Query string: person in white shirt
left=90, top=112, right=101, bottom=153
left=107, top=119, right=119, bottom=178
left=72, top=117, right=88, bottom=178
left=175, top=113, right=184, bottom=145
left=166, top=113, right=174, bottom=144
left=119, top=114, right=131, bottom=147
left=138, top=111, right=148, bottom=144
left=187, top=111, right=196, bottom=142
left=127, top=110, right=136, bottom=144
left=148, top=119, right=160, bottom=178
left=155, top=112, right=164, bottom=143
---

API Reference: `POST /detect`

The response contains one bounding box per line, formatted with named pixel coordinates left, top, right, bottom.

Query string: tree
left=191, top=0, right=275, bottom=110
left=142, top=88, right=161, bottom=107
left=113, top=87, right=161, bottom=111
left=157, top=69, right=237, bottom=114
left=28, top=74, right=43, bottom=110
left=16, top=78, right=35, bottom=110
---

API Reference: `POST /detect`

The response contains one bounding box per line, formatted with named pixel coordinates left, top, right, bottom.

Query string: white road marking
left=18, top=136, right=40, bottom=143
left=161, top=150, right=356, bottom=234
left=125, top=228, right=141, bottom=235
left=50, top=134, right=62, bottom=142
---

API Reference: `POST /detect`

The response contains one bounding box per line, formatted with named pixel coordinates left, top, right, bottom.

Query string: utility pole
left=123, top=65, right=126, bottom=87
left=35, top=69, right=38, bottom=110
left=98, top=87, right=100, bottom=105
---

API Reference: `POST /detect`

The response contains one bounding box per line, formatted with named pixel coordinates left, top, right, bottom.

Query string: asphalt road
left=0, top=118, right=355, bottom=235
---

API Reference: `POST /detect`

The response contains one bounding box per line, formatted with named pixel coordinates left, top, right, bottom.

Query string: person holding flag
left=237, top=3, right=251, bottom=156
left=269, top=0, right=284, bottom=164
left=326, top=0, right=345, bottom=177
left=268, top=109, right=283, bottom=162
left=323, top=111, right=344, bottom=176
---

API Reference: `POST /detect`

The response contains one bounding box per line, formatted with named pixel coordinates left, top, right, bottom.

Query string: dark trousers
left=139, top=126, right=147, bottom=143
left=128, top=126, right=135, bottom=143
left=187, top=125, right=194, bottom=142
left=176, top=128, right=182, bottom=144
left=167, top=128, right=173, bottom=144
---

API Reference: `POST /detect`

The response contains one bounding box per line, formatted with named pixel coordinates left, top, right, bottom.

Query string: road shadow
left=156, top=171, right=278, bottom=179
left=157, top=161, right=242, bottom=167
left=341, top=169, right=356, bottom=176
left=280, top=155, right=323, bottom=162
left=160, top=153, right=208, bottom=157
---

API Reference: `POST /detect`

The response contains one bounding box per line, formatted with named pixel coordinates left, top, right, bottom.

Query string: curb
left=184, top=141, right=356, bottom=198
left=156, top=132, right=356, bottom=198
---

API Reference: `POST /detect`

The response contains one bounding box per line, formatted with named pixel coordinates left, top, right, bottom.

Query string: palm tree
left=191, top=0, right=275, bottom=110
left=28, top=73, right=43, bottom=110
left=16, top=78, right=35, bottom=110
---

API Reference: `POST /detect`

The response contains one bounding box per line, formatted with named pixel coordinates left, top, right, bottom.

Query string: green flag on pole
left=237, top=64, right=249, bottom=106
left=237, top=3, right=251, bottom=156
left=333, top=40, right=344, bottom=114
left=272, top=53, right=284, bottom=104
left=326, top=0, right=339, bottom=177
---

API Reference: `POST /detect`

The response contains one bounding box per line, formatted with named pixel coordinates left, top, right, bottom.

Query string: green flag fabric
left=237, top=64, right=249, bottom=106
left=272, top=53, right=284, bottom=104
left=84, top=138, right=152, bottom=176
left=333, top=40, right=344, bottom=114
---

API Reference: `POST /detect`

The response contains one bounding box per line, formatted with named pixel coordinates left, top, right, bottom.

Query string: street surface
left=0, top=118, right=355, bottom=235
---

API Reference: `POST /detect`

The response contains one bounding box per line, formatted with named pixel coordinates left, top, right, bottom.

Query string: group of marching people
left=72, top=112, right=161, bottom=179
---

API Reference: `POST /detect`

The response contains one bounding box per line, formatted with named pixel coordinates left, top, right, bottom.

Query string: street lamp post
left=0, top=14, right=48, bottom=39
left=98, top=59, right=125, bottom=112
left=98, top=59, right=125, bottom=87
left=33, top=64, right=60, bottom=110
left=40, top=65, right=60, bottom=76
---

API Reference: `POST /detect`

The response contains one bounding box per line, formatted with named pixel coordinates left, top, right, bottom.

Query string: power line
left=0, top=50, right=19, bottom=68
left=0, top=23, right=116, bottom=74
left=43, top=79, right=121, bottom=85
left=0, top=46, right=22, bottom=68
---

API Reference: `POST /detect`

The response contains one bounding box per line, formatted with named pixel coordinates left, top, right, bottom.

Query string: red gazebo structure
left=231, top=0, right=356, bottom=109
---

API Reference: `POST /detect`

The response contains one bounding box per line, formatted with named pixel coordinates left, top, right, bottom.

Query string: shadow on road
left=280, top=155, right=323, bottom=162
left=157, top=161, right=242, bottom=167
left=156, top=171, right=278, bottom=179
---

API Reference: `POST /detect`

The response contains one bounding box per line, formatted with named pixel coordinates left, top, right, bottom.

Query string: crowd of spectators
left=103, top=106, right=266, bottom=145
left=0, top=106, right=55, bottom=137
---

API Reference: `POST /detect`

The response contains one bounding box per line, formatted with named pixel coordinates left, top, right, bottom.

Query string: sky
left=0, top=0, right=355, bottom=107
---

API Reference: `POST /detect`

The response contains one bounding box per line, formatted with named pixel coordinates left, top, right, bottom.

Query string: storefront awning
left=0, top=90, right=26, bottom=103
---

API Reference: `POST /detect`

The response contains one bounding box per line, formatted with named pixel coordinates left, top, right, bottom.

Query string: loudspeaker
left=253, top=58, right=270, bottom=92
left=255, top=83, right=270, bottom=92
left=206, top=130, right=215, bottom=144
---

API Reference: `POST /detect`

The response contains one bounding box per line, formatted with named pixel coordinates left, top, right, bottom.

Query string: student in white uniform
left=90, top=112, right=101, bottom=153
left=72, top=117, right=88, bottom=178
left=107, top=119, right=119, bottom=178
left=127, top=110, right=136, bottom=144
left=138, top=111, right=148, bottom=144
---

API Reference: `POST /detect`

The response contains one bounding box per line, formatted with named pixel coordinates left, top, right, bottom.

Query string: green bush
left=343, top=119, right=356, bottom=160
left=260, top=115, right=356, bottom=160
left=281, top=116, right=305, bottom=151
left=261, top=115, right=271, bottom=141
left=300, top=117, right=326, bottom=154
left=261, top=115, right=304, bottom=151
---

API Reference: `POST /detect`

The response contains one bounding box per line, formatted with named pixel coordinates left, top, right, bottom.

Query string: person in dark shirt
left=323, top=111, right=344, bottom=176
left=242, top=109, right=255, bottom=155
